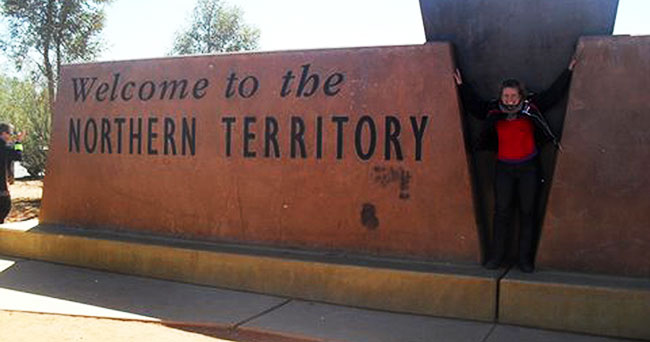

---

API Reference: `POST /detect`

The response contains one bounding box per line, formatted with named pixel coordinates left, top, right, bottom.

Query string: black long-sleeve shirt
left=0, top=139, right=23, bottom=194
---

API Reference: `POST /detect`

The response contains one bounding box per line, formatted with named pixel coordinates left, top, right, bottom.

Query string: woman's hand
left=568, top=54, right=579, bottom=71
left=453, top=68, right=463, bottom=85
left=15, top=131, right=26, bottom=142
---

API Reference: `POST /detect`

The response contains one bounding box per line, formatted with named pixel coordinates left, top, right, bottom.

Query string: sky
left=98, top=0, right=424, bottom=61
left=98, top=0, right=650, bottom=62
left=0, top=0, right=647, bottom=70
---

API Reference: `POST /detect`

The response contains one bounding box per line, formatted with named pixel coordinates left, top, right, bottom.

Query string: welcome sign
left=42, top=43, right=479, bottom=262
left=66, top=68, right=428, bottom=161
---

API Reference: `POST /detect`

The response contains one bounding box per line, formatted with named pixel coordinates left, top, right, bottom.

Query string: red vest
left=495, top=117, right=537, bottom=162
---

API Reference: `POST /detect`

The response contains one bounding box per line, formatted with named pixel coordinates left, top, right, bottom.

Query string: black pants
left=488, top=159, right=539, bottom=266
left=0, top=195, right=11, bottom=223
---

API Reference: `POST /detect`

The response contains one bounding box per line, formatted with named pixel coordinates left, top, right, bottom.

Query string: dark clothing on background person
left=0, top=195, right=10, bottom=222
left=458, top=69, right=572, bottom=270
left=0, top=139, right=23, bottom=223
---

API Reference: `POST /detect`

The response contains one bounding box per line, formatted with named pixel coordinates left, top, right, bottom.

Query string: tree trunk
left=55, top=37, right=61, bottom=107
left=43, top=46, right=55, bottom=113
left=44, top=0, right=56, bottom=113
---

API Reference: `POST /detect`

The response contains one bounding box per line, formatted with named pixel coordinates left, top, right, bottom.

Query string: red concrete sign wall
left=537, top=36, right=650, bottom=277
left=41, top=44, right=480, bottom=263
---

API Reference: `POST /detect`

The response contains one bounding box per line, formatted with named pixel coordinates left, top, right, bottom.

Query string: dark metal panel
left=420, top=0, right=619, bottom=97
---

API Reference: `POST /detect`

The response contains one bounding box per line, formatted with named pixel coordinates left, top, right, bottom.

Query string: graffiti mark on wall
left=372, top=166, right=411, bottom=200
left=361, top=203, right=379, bottom=230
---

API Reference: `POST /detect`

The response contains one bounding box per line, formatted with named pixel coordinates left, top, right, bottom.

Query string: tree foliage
left=170, top=0, right=260, bottom=55
left=1, top=0, right=111, bottom=108
left=0, top=76, right=50, bottom=177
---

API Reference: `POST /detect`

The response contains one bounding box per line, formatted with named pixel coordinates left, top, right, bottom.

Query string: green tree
left=170, top=0, right=260, bottom=55
left=19, top=88, right=50, bottom=177
left=1, top=0, right=111, bottom=109
left=0, top=75, right=50, bottom=177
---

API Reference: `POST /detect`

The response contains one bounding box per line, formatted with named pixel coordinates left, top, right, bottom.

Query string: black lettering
left=182, top=117, right=196, bottom=156
left=147, top=117, right=158, bottom=155
left=121, top=81, right=135, bottom=101
left=355, top=116, right=376, bottom=161
left=225, top=73, right=238, bottom=98
left=129, top=117, right=142, bottom=154
left=324, top=73, right=344, bottom=96
left=138, top=81, right=155, bottom=101
left=71, top=77, right=97, bottom=102
left=297, top=64, right=319, bottom=97
left=159, top=79, right=188, bottom=100
left=410, top=116, right=429, bottom=161
left=221, top=117, right=235, bottom=157
left=264, top=117, right=280, bottom=158
left=115, top=117, right=125, bottom=153
left=290, top=116, right=306, bottom=158
left=95, top=83, right=110, bottom=102
left=164, top=118, right=177, bottom=155
left=239, top=76, right=259, bottom=98
left=69, top=118, right=80, bottom=152
left=101, top=118, right=112, bottom=154
left=280, top=70, right=295, bottom=97
left=332, top=116, right=349, bottom=159
left=110, top=73, right=121, bottom=101
left=84, top=119, right=98, bottom=153
left=385, top=116, right=403, bottom=160
left=193, top=78, right=209, bottom=99
left=243, top=116, right=256, bottom=158
left=316, top=116, right=323, bottom=159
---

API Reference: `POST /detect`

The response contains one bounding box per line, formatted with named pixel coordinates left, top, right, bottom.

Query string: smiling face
left=0, top=131, right=10, bottom=143
left=501, top=87, right=522, bottom=106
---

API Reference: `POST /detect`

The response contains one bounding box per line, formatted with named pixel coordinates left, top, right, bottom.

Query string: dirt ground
left=6, top=178, right=43, bottom=223
left=0, top=311, right=234, bottom=342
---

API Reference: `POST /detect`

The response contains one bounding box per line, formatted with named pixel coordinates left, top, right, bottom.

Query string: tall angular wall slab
left=41, top=44, right=480, bottom=263
left=537, top=36, right=650, bottom=277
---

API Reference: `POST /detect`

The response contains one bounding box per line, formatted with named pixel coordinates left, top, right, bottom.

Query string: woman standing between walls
left=453, top=57, right=576, bottom=272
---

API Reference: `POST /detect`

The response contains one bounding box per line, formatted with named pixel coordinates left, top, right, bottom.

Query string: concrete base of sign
left=499, top=270, right=650, bottom=341
left=2, top=222, right=648, bottom=339
left=0, top=223, right=498, bottom=322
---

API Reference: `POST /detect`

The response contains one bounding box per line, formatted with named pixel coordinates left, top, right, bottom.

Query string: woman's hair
left=499, top=79, right=527, bottom=99
left=0, top=123, right=13, bottom=134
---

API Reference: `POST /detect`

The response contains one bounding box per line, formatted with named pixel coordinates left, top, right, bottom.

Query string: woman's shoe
left=483, top=259, right=501, bottom=270
left=518, top=262, right=535, bottom=273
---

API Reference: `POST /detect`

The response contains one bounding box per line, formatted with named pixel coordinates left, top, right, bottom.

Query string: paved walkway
left=0, top=255, right=636, bottom=342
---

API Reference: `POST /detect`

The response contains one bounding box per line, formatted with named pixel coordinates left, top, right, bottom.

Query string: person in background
left=453, top=58, right=576, bottom=272
left=0, top=123, right=25, bottom=223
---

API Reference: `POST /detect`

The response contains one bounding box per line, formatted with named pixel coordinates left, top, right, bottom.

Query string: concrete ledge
left=499, top=269, right=650, bottom=341
left=0, top=224, right=498, bottom=322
